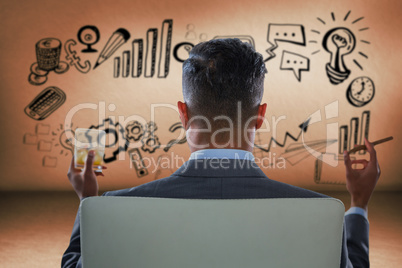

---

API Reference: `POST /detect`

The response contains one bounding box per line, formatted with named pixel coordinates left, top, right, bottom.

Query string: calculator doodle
left=24, top=86, right=66, bottom=120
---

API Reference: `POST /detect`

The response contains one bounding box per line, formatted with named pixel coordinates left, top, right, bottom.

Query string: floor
left=0, top=191, right=401, bottom=268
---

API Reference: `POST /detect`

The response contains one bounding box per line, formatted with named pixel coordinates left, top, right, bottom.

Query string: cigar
left=348, top=136, right=393, bottom=154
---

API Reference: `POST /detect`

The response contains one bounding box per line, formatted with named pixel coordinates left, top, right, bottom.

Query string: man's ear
left=256, top=103, right=267, bottom=130
left=177, top=101, right=189, bottom=129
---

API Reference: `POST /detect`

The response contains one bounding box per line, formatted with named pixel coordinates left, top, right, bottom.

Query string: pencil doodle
left=28, top=38, right=69, bottom=85
left=64, top=39, right=91, bottom=73
left=94, top=28, right=130, bottom=69
left=77, top=25, right=100, bottom=53
left=24, top=86, right=66, bottom=121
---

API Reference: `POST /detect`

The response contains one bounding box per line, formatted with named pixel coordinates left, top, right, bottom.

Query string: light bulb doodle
left=310, top=11, right=371, bottom=85
left=322, top=27, right=356, bottom=85
left=59, top=129, right=75, bottom=155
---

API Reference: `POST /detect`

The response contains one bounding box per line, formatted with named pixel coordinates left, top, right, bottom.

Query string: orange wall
left=0, top=0, right=401, bottom=191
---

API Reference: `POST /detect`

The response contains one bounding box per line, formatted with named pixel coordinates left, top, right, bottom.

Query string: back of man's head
left=182, top=38, right=267, bottom=128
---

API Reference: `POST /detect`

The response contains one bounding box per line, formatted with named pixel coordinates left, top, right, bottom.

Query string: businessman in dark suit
left=62, top=38, right=380, bottom=267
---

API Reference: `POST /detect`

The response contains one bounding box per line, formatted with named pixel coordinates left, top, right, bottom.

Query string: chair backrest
left=80, top=196, right=344, bottom=268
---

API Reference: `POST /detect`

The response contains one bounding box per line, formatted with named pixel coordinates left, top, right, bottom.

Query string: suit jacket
left=62, top=159, right=369, bottom=268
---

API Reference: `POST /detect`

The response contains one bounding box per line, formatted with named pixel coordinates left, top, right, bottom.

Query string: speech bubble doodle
left=265, top=24, right=306, bottom=61
left=280, top=51, right=310, bottom=82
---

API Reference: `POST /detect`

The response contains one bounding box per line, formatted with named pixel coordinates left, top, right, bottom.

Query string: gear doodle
left=89, top=118, right=128, bottom=163
left=141, top=135, right=161, bottom=153
left=145, top=121, right=158, bottom=133
left=125, top=121, right=144, bottom=142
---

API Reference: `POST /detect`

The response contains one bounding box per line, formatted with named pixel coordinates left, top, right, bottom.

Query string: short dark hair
left=182, top=38, right=267, bottom=126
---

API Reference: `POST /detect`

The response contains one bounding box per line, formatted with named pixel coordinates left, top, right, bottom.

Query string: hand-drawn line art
left=77, top=25, right=100, bottom=53
left=158, top=19, right=173, bottom=78
left=132, top=39, right=143, bottom=77
left=28, top=38, right=69, bottom=85
left=112, top=19, right=173, bottom=79
left=113, top=57, right=120, bottom=78
left=140, top=121, right=160, bottom=153
left=59, top=129, right=75, bottom=155
left=173, top=42, right=194, bottom=63
left=280, top=51, right=310, bottom=82
left=24, top=86, right=66, bottom=120
left=346, top=77, right=375, bottom=107
left=314, top=110, right=370, bottom=185
left=213, top=35, right=255, bottom=48
left=65, top=39, right=91, bottom=73
left=38, top=140, right=52, bottom=152
left=199, top=33, right=208, bottom=41
left=23, top=133, right=38, bottom=145
left=126, top=121, right=145, bottom=142
left=89, top=118, right=128, bottom=163
left=36, top=123, right=50, bottom=135
left=164, top=122, right=187, bottom=152
left=144, top=28, right=158, bottom=77
left=323, top=27, right=356, bottom=84
left=113, top=50, right=131, bottom=78
left=42, top=155, right=57, bottom=168
left=310, top=11, right=371, bottom=84
left=254, top=118, right=311, bottom=153
left=313, top=153, right=353, bottom=185
left=128, top=148, right=148, bottom=178
left=94, top=28, right=131, bottom=69
left=185, top=24, right=197, bottom=40
left=280, top=139, right=337, bottom=166
left=265, top=24, right=306, bottom=62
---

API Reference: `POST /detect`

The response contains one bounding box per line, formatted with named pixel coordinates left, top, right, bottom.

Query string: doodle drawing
left=64, top=39, right=91, bottom=73
left=24, top=86, right=66, bottom=121
left=77, top=25, right=100, bottom=53
left=128, top=148, right=148, bottom=178
left=346, top=77, right=375, bottom=107
left=94, top=28, right=131, bottom=69
left=28, top=38, right=69, bottom=85
left=280, top=51, right=310, bottom=82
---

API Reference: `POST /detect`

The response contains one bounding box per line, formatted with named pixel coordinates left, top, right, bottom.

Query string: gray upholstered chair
left=80, top=196, right=344, bottom=268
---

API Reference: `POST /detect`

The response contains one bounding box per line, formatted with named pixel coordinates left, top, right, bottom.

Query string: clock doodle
left=346, top=76, right=375, bottom=107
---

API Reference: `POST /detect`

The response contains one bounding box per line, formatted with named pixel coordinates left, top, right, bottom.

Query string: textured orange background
left=0, top=0, right=401, bottom=191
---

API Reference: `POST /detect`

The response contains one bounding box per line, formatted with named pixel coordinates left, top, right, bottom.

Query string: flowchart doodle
left=280, top=51, right=310, bottom=82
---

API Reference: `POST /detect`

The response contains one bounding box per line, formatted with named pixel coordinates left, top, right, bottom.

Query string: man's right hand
left=67, top=150, right=107, bottom=200
left=344, top=138, right=381, bottom=211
